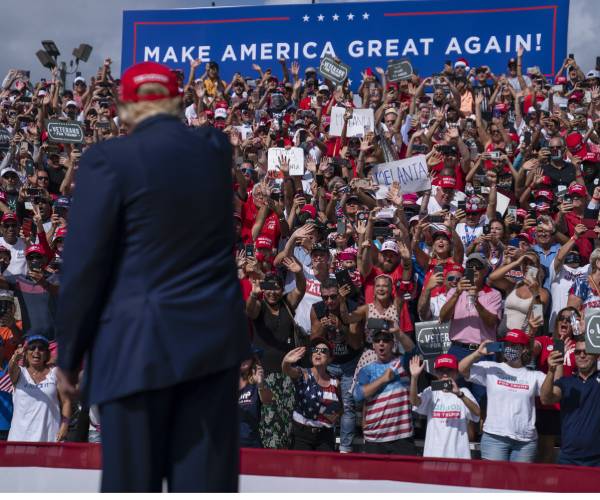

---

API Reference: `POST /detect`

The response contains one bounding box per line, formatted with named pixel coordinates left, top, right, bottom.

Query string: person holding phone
left=417, top=263, right=463, bottom=321
left=238, top=348, right=273, bottom=449
left=567, top=247, right=600, bottom=313
left=0, top=212, right=27, bottom=276
left=282, top=339, right=342, bottom=452
left=540, top=339, right=600, bottom=466
left=459, top=330, right=546, bottom=462
left=440, top=253, right=502, bottom=404
left=410, top=354, right=480, bottom=459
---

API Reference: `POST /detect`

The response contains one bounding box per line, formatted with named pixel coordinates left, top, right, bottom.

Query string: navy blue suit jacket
left=56, top=114, right=249, bottom=405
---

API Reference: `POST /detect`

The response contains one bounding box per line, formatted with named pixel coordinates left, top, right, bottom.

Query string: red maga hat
left=120, top=62, right=181, bottom=103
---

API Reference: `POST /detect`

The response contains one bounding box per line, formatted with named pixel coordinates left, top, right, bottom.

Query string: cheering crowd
left=1, top=49, right=600, bottom=467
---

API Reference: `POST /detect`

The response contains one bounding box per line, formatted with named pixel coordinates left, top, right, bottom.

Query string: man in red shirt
left=240, top=184, right=288, bottom=246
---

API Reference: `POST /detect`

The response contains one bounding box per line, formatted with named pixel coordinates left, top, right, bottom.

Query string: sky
left=0, top=0, right=597, bottom=83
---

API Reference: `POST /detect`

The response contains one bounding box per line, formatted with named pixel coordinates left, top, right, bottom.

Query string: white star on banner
left=362, top=12, right=370, bottom=20
left=302, top=15, right=309, bottom=22
left=348, top=79, right=353, bottom=86
left=317, top=14, right=324, bottom=21
left=332, top=13, right=339, bottom=21
left=347, top=13, right=355, bottom=21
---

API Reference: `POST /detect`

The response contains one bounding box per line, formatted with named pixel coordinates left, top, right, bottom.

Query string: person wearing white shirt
left=410, top=354, right=480, bottom=459
left=0, top=213, right=27, bottom=276
left=459, top=330, right=546, bottom=463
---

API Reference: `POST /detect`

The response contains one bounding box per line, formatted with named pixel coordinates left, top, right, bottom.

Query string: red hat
left=516, top=232, right=533, bottom=244
left=454, top=58, right=470, bottom=70
left=120, top=62, right=181, bottom=103
left=534, top=189, right=554, bottom=201
left=438, top=176, right=456, bottom=189
left=434, top=354, right=458, bottom=370
left=432, top=228, right=452, bottom=240
left=516, top=208, right=529, bottom=220
left=584, top=151, right=600, bottom=163
left=55, top=227, right=67, bottom=239
left=466, top=196, right=485, bottom=213
left=501, top=329, right=530, bottom=346
left=569, top=91, right=584, bottom=102
left=1, top=212, right=17, bottom=224
left=254, top=236, right=273, bottom=250
left=538, top=175, right=552, bottom=186
left=25, top=244, right=46, bottom=257
left=565, top=132, right=588, bottom=160
left=338, top=248, right=358, bottom=261
left=555, top=76, right=567, bottom=84
left=446, top=263, right=464, bottom=274
left=568, top=183, right=587, bottom=197
left=300, top=204, right=317, bottom=219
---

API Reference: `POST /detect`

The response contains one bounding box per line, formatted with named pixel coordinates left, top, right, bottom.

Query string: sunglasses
left=321, top=294, right=338, bottom=301
left=2, top=223, right=17, bottom=228
left=373, top=336, right=394, bottom=343
left=466, top=263, right=483, bottom=270
left=27, top=344, right=48, bottom=352
left=574, top=349, right=590, bottom=356
left=558, top=315, right=574, bottom=322
left=37, top=176, right=49, bottom=181
left=311, top=347, right=329, bottom=355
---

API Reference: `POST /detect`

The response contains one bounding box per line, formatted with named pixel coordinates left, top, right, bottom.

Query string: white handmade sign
left=267, top=147, right=304, bottom=176
left=329, top=106, right=375, bottom=137
left=371, top=155, right=430, bottom=198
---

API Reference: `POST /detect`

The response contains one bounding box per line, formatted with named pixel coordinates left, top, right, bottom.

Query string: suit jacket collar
left=132, top=113, right=180, bottom=134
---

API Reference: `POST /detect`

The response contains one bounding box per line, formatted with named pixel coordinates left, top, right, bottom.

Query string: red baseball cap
left=565, top=132, right=588, bottom=160
left=568, top=183, right=587, bottom=197
left=516, top=208, right=529, bottom=219
left=55, top=227, right=67, bottom=239
left=254, top=236, right=273, bottom=250
left=1, top=212, right=17, bottom=224
left=120, top=62, right=181, bottom=103
left=300, top=204, right=317, bottom=219
left=538, top=175, right=552, bottom=186
left=584, top=151, right=600, bottom=163
left=534, top=189, right=554, bottom=201
left=25, top=244, right=46, bottom=257
left=516, top=232, right=533, bottom=245
left=438, top=176, right=456, bottom=189
left=432, top=228, right=452, bottom=240
left=434, top=354, right=458, bottom=370
left=446, top=263, right=464, bottom=274
left=501, top=329, right=530, bottom=346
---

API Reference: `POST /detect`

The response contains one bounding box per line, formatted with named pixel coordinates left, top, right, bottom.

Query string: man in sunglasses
left=541, top=339, right=600, bottom=466
left=0, top=212, right=26, bottom=276
left=353, top=329, right=417, bottom=455
left=440, top=253, right=502, bottom=403
left=310, top=278, right=362, bottom=453
left=541, top=137, right=580, bottom=189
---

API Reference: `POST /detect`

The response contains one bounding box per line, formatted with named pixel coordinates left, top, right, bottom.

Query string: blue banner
left=121, top=0, right=569, bottom=84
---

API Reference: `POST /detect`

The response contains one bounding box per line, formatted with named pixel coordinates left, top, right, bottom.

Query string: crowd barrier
left=0, top=442, right=598, bottom=492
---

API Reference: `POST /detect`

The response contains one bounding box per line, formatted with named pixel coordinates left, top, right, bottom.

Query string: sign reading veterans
left=46, top=120, right=84, bottom=144
left=0, top=128, right=10, bottom=151
left=387, top=60, right=413, bottom=81
left=318, top=56, right=350, bottom=85
left=122, top=0, right=569, bottom=83
left=415, top=321, right=451, bottom=359
left=371, top=155, right=430, bottom=198
left=267, top=147, right=305, bottom=176
left=585, top=310, right=600, bottom=354
left=329, top=107, right=374, bottom=137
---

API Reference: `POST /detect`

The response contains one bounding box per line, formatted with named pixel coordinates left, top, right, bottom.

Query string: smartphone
left=457, top=200, right=466, bottom=212
left=244, top=244, right=254, bottom=258
left=526, top=266, right=538, bottom=281
left=367, top=318, right=390, bottom=331
left=596, top=56, right=600, bottom=70
left=486, top=341, right=505, bottom=354
left=335, top=269, right=354, bottom=288
left=336, top=218, right=346, bottom=235
left=22, top=218, right=33, bottom=239
left=313, top=301, right=328, bottom=320
left=483, top=224, right=491, bottom=235
left=315, top=174, right=325, bottom=187
left=568, top=53, right=574, bottom=60
left=357, top=211, right=369, bottom=222
left=465, top=267, right=475, bottom=285
left=431, top=379, right=453, bottom=392
left=96, top=121, right=110, bottom=129
left=552, top=85, right=563, bottom=93
left=553, top=339, right=565, bottom=355
left=507, top=206, right=517, bottom=218
left=429, top=215, right=445, bottom=223
left=433, top=264, right=444, bottom=275
left=532, top=303, right=543, bottom=319
left=373, top=226, right=393, bottom=238
left=489, top=151, right=501, bottom=160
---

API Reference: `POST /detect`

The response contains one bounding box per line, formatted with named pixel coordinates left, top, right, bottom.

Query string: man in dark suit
left=55, top=62, right=249, bottom=492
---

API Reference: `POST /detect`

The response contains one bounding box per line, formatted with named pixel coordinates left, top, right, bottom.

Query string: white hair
left=118, top=83, right=182, bottom=128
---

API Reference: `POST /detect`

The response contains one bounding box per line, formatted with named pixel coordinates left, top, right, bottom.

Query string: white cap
left=318, top=84, right=329, bottom=92
left=73, top=76, right=86, bottom=84
left=214, top=108, right=227, bottom=119
left=1, top=167, right=19, bottom=177
left=380, top=240, right=399, bottom=254
left=65, top=100, right=79, bottom=108
left=586, top=70, right=600, bottom=79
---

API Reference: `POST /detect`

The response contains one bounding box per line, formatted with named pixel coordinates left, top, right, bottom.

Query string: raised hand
left=282, top=256, right=302, bottom=274
left=409, top=355, right=425, bottom=377
left=283, top=346, right=306, bottom=365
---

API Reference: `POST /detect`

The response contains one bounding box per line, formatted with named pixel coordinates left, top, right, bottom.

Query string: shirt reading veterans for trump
left=468, top=361, right=546, bottom=442
left=354, top=356, right=412, bottom=443
left=413, top=386, right=479, bottom=459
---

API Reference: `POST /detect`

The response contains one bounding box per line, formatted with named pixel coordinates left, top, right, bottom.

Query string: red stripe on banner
left=1, top=443, right=600, bottom=492
left=132, top=17, right=290, bottom=63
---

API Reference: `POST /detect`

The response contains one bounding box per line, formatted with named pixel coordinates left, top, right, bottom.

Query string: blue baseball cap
left=25, top=334, right=50, bottom=346
left=54, top=196, right=71, bottom=209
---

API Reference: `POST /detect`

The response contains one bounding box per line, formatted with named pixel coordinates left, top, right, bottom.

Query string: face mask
left=503, top=345, right=523, bottom=362
left=550, top=152, right=562, bottom=161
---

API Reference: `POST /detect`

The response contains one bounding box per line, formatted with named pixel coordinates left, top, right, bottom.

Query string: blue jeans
left=448, top=344, right=494, bottom=406
left=328, top=356, right=359, bottom=452
left=480, top=432, right=537, bottom=462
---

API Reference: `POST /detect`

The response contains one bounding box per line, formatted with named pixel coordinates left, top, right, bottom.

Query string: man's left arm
left=56, top=145, right=122, bottom=374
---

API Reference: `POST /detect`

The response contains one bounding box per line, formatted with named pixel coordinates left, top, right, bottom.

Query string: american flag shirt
left=292, top=369, right=340, bottom=429
left=354, top=355, right=413, bottom=443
